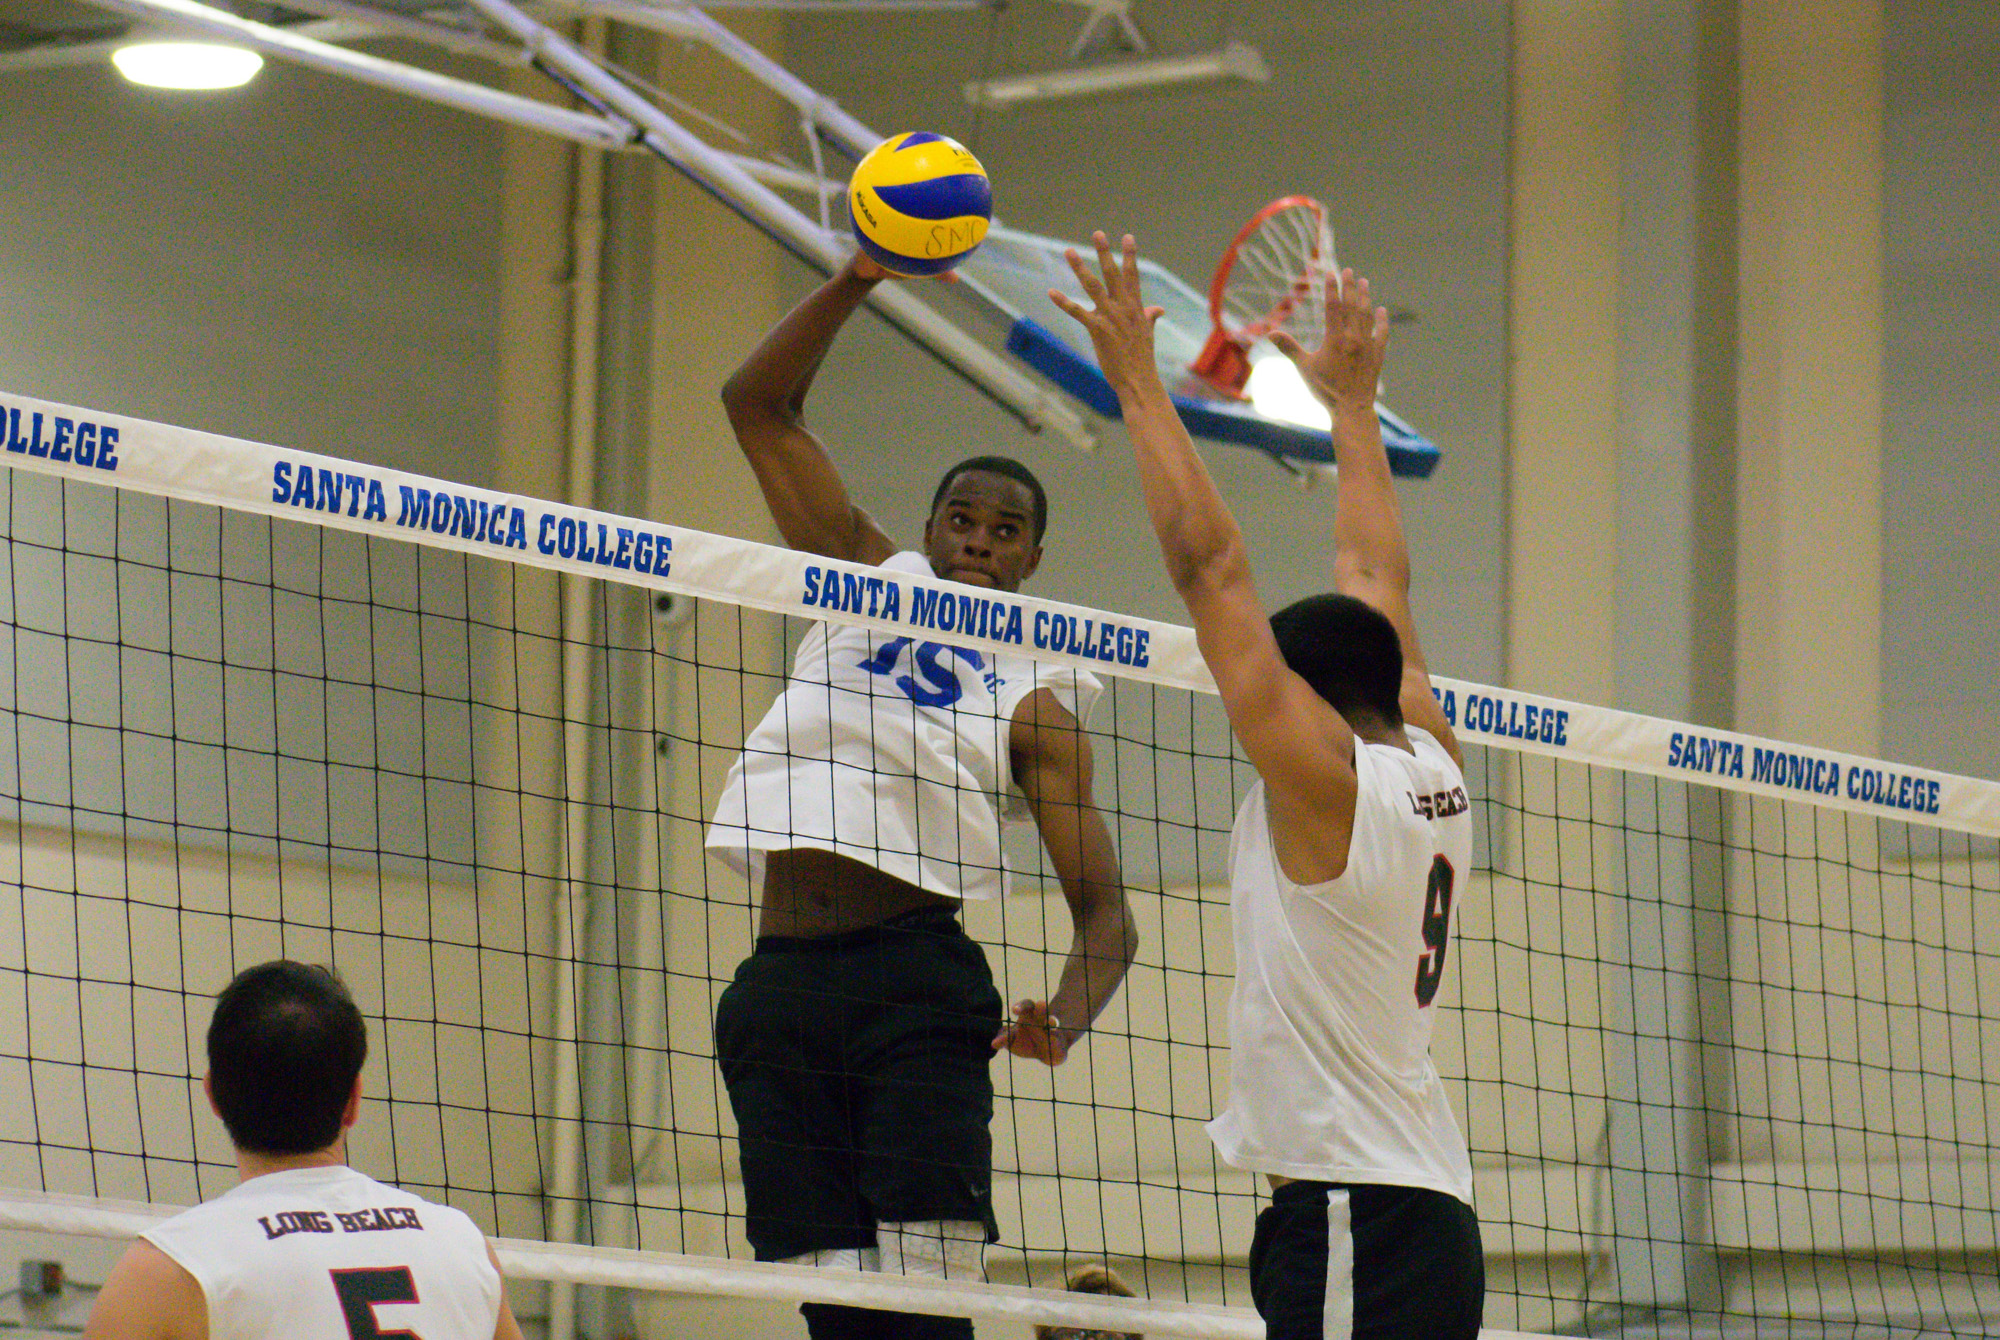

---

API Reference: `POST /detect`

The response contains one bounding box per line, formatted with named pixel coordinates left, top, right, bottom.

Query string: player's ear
left=341, top=1074, right=363, bottom=1131
left=1022, top=542, right=1042, bottom=582
left=201, top=1072, right=219, bottom=1118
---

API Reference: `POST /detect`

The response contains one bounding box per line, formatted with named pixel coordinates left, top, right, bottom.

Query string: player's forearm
left=1119, top=381, right=1249, bottom=594
left=1050, top=882, right=1138, bottom=1040
left=1329, top=396, right=1412, bottom=588
left=720, top=261, right=879, bottom=430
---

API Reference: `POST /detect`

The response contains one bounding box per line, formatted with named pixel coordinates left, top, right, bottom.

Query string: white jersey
left=1207, top=726, right=1476, bottom=1203
left=708, top=551, right=1100, bottom=902
left=142, top=1165, right=501, bottom=1340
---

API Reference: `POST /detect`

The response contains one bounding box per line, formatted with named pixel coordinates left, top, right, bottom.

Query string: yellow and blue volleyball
left=848, top=132, right=992, bottom=277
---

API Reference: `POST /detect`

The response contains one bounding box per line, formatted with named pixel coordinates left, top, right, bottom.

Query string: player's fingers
left=1270, top=330, right=1307, bottom=365
left=1337, top=268, right=1361, bottom=317
left=1047, top=288, right=1091, bottom=322
left=1372, top=303, right=1390, bottom=343
left=1092, top=231, right=1122, bottom=295
left=1120, top=234, right=1142, bottom=291
left=1064, top=246, right=1108, bottom=302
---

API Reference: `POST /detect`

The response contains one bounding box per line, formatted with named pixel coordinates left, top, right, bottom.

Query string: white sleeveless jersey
left=142, top=1165, right=500, bottom=1340
left=708, top=551, right=1100, bottom=902
left=1207, top=727, right=1476, bottom=1203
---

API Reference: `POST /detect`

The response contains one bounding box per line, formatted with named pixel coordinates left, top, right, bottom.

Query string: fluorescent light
left=112, top=41, right=263, bottom=89
left=1245, top=354, right=1331, bottom=431
left=964, top=40, right=1267, bottom=109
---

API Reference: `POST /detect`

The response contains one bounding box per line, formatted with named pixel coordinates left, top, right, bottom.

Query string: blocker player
left=707, top=250, right=1138, bottom=1340
left=84, top=960, right=525, bottom=1340
left=1052, top=234, right=1482, bottom=1339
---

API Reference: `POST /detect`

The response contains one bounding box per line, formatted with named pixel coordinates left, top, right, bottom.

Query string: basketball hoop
left=1188, top=195, right=1337, bottom=398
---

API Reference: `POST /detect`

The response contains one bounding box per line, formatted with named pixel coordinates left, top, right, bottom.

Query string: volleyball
left=847, top=132, right=992, bottom=277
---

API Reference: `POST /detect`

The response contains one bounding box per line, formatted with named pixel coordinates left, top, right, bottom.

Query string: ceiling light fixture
left=963, top=39, right=1267, bottom=110
left=111, top=41, right=263, bottom=89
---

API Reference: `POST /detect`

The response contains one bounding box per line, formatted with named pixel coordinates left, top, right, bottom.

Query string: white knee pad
left=775, top=1245, right=880, bottom=1273
left=876, top=1220, right=987, bottom=1281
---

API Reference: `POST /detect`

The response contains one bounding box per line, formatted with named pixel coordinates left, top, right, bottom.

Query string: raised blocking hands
left=1048, top=232, right=1167, bottom=401
left=1271, top=268, right=1390, bottom=416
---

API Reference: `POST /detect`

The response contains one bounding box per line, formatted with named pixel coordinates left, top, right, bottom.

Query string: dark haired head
left=1269, top=593, right=1404, bottom=727
left=207, top=960, right=367, bottom=1157
left=929, top=455, right=1047, bottom=542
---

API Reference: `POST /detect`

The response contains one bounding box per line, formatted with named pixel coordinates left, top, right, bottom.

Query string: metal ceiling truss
left=42, top=0, right=1099, bottom=449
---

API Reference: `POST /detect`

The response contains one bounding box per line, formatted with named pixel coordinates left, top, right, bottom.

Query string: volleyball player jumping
left=1053, top=234, right=1483, bottom=1340
left=706, top=251, right=1138, bottom=1340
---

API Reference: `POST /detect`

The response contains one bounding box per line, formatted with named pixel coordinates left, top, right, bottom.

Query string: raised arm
left=994, top=687, right=1137, bottom=1066
left=719, top=252, right=898, bottom=564
left=1271, top=275, right=1460, bottom=767
left=1051, top=233, right=1360, bottom=884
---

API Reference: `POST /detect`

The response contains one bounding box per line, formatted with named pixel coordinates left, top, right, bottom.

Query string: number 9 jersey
left=141, top=1165, right=502, bottom=1339
left=1206, top=726, right=1476, bottom=1204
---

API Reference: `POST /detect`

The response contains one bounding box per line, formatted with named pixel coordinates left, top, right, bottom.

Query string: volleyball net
left=0, top=389, right=1996, bottom=1338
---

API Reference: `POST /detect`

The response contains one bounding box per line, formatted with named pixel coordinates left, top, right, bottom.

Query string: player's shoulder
left=337, top=1171, right=487, bottom=1235
left=1351, top=728, right=1465, bottom=803
left=994, top=656, right=1102, bottom=726
left=1403, top=724, right=1462, bottom=775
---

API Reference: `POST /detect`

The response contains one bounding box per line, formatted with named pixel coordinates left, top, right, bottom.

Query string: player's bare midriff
left=757, top=848, right=957, bottom=938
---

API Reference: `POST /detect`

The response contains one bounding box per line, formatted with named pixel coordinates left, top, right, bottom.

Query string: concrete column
left=1507, top=0, right=1622, bottom=703
left=1512, top=0, right=1749, bottom=1320
left=1736, top=0, right=1884, bottom=754
left=634, top=5, right=791, bottom=1241
left=489, top=64, right=578, bottom=1332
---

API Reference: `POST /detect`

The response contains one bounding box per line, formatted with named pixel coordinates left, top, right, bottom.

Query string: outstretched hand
left=1048, top=232, right=1166, bottom=398
left=847, top=251, right=959, bottom=285
left=1270, top=268, right=1389, bottom=413
left=992, top=998, right=1073, bottom=1067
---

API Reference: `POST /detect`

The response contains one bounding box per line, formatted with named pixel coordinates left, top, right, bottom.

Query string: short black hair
left=1269, top=593, right=1404, bottom=726
left=207, top=960, right=367, bottom=1156
left=928, top=455, right=1048, bottom=541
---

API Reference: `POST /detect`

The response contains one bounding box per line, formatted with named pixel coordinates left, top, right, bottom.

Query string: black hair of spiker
left=929, top=455, right=1048, bottom=541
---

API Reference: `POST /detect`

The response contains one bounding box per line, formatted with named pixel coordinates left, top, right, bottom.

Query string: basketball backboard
left=957, top=223, right=1439, bottom=476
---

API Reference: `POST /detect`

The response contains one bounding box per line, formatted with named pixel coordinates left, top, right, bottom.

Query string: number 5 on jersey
left=333, top=1266, right=421, bottom=1340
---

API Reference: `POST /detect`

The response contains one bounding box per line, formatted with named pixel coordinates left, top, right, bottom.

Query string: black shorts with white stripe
left=1248, top=1180, right=1483, bottom=1340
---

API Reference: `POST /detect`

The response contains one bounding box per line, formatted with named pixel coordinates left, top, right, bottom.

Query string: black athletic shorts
left=714, top=906, right=1004, bottom=1262
left=1249, top=1180, right=1483, bottom=1340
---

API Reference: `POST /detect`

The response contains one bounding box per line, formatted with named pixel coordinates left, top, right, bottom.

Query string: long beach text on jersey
left=1407, top=785, right=1469, bottom=820
left=259, top=1204, right=424, bottom=1239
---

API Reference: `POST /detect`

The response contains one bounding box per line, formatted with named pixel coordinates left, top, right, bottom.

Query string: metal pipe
left=564, top=0, right=879, bottom=155
left=80, top=0, right=633, bottom=148
left=250, top=0, right=528, bottom=65
left=547, top=19, right=612, bottom=1339
left=0, top=15, right=367, bottom=71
